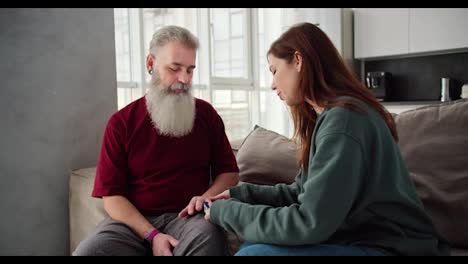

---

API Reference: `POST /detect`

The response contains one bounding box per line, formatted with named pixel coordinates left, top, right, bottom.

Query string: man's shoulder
left=118, top=96, right=146, bottom=114
left=108, top=96, right=146, bottom=127
left=195, top=97, right=217, bottom=114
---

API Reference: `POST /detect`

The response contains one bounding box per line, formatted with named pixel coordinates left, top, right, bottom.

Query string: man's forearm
left=103, top=195, right=156, bottom=239
left=202, top=172, right=239, bottom=198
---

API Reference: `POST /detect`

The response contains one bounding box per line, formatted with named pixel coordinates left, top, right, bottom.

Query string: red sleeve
left=92, top=114, right=128, bottom=198
left=210, top=110, right=240, bottom=178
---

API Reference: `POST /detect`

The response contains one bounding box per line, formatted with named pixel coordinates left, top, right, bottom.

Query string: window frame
left=114, top=8, right=300, bottom=140
left=207, top=8, right=255, bottom=89
left=115, top=8, right=146, bottom=106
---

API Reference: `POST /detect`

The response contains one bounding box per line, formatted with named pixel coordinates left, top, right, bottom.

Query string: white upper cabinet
left=354, top=8, right=468, bottom=59
left=354, top=8, right=409, bottom=59
left=410, top=8, right=468, bottom=53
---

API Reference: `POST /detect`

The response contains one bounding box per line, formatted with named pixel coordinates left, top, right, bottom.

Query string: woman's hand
left=204, top=189, right=231, bottom=222
left=209, top=189, right=230, bottom=201
left=204, top=200, right=213, bottom=222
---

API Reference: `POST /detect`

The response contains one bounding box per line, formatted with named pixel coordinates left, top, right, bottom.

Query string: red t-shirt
left=92, top=97, right=239, bottom=216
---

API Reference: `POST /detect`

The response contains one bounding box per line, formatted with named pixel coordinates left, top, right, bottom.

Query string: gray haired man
left=73, top=25, right=239, bottom=256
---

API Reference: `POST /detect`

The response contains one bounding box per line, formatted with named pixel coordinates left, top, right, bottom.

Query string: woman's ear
left=294, top=51, right=302, bottom=72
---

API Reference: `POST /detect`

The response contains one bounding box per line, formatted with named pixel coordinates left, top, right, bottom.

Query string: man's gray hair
left=149, top=25, right=199, bottom=54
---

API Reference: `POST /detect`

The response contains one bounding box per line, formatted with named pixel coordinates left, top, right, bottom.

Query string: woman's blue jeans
left=235, top=242, right=385, bottom=256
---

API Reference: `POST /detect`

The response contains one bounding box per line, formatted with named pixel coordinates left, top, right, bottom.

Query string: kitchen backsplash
left=363, top=51, right=468, bottom=101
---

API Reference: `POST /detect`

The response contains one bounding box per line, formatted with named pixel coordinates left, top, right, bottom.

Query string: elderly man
left=74, top=25, right=239, bottom=256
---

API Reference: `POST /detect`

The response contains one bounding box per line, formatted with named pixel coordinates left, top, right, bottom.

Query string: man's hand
left=178, top=196, right=206, bottom=217
left=152, top=233, right=179, bottom=256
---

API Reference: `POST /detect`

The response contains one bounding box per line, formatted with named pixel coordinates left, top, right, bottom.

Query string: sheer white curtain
left=113, top=8, right=334, bottom=140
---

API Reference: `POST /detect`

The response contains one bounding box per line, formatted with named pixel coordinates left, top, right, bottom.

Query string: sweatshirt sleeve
left=210, top=133, right=366, bottom=245
left=229, top=171, right=302, bottom=207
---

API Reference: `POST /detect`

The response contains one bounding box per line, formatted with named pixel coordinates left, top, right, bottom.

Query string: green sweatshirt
left=210, top=102, right=450, bottom=256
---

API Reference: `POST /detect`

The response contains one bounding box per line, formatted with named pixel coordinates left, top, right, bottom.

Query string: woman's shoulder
left=318, top=105, right=376, bottom=139
left=325, top=104, right=372, bottom=120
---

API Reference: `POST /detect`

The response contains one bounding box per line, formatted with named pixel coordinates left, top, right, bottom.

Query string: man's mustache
left=163, top=83, right=191, bottom=94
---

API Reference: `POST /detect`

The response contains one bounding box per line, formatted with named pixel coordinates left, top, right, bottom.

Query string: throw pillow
left=395, top=98, right=468, bottom=248
left=236, top=125, right=300, bottom=185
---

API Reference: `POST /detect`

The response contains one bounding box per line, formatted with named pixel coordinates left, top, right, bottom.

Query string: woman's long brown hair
left=268, top=23, right=398, bottom=171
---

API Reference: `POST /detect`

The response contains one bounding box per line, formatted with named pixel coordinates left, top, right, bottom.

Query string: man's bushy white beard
left=145, top=76, right=195, bottom=138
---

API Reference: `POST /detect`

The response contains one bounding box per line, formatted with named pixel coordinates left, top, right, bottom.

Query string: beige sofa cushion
left=236, top=125, right=300, bottom=185
left=230, top=138, right=244, bottom=157
left=395, top=99, right=468, bottom=249
left=69, top=167, right=106, bottom=254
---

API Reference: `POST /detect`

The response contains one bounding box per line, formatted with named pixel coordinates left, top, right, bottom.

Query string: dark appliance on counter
left=366, top=71, right=391, bottom=101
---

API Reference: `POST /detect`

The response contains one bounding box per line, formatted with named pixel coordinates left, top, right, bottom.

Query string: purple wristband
left=145, top=229, right=160, bottom=245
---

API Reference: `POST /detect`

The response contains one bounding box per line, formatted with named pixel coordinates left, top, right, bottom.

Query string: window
left=208, top=8, right=252, bottom=141
left=113, top=8, right=335, bottom=141
left=113, top=9, right=144, bottom=110
left=210, top=8, right=249, bottom=80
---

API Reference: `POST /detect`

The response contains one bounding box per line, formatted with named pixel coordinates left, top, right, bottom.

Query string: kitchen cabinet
left=410, top=8, right=468, bottom=53
left=287, top=8, right=353, bottom=65
left=354, top=8, right=468, bottom=59
left=354, top=8, right=409, bottom=59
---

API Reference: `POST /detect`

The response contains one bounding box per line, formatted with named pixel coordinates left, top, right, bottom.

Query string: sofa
left=69, top=98, right=468, bottom=256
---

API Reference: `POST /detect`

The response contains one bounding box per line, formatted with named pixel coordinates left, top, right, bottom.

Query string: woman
left=204, top=23, right=449, bottom=256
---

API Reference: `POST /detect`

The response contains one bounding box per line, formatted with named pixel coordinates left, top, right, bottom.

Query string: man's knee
left=73, top=234, right=146, bottom=256
left=173, top=215, right=228, bottom=255
left=73, top=237, right=102, bottom=256
left=199, top=219, right=224, bottom=236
